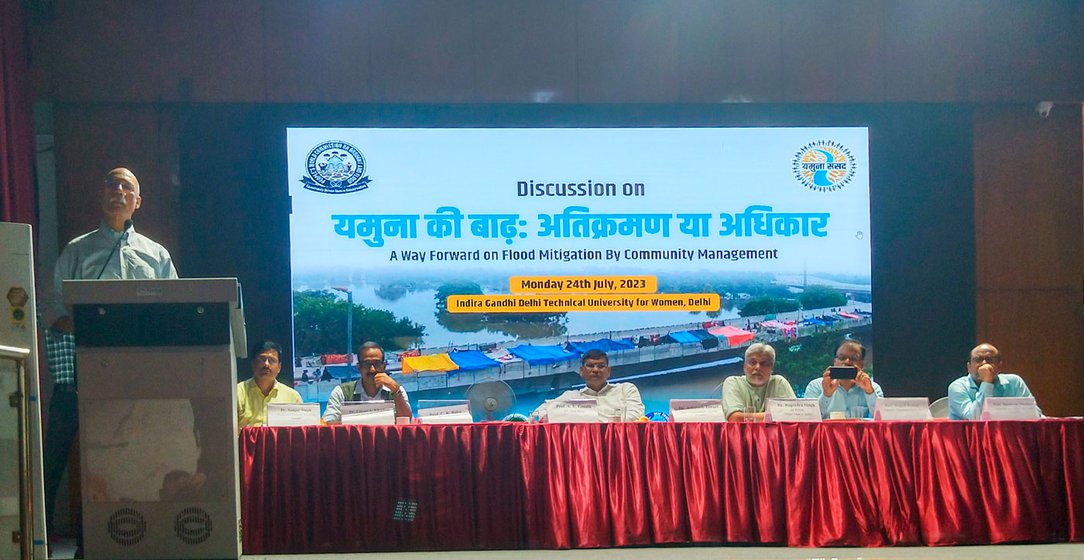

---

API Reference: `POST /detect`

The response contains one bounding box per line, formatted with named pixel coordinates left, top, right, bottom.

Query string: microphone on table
left=96, top=219, right=133, bottom=279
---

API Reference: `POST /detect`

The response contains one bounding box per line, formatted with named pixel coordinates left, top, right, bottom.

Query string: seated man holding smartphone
left=803, top=339, right=882, bottom=419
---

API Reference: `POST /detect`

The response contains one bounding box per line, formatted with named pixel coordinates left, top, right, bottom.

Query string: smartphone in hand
left=829, top=366, right=858, bottom=380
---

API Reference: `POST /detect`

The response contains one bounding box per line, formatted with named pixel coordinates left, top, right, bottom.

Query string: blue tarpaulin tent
left=665, top=331, right=702, bottom=344
left=565, top=338, right=636, bottom=354
left=689, top=329, right=720, bottom=349
left=447, top=350, right=501, bottom=371
left=508, top=344, right=579, bottom=365
left=689, top=329, right=715, bottom=341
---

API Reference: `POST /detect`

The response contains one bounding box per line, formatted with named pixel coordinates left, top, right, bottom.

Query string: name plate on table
left=874, top=397, right=931, bottom=421
left=417, top=400, right=474, bottom=424
left=764, top=399, right=821, bottom=422
left=266, top=403, right=321, bottom=427
left=547, top=399, right=599, bottom=423
left=341, top=401, right=396, bottom=425
left=670, top=399, right=726, bottom=422
left=981, top=397, right=1041, bottom=420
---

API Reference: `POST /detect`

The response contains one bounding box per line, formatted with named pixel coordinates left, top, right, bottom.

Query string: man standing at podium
left=42, top=167, right=178, bottom=547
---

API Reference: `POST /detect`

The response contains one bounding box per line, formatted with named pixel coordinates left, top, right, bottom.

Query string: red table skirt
left=239, top=420, right=1084, bottom=553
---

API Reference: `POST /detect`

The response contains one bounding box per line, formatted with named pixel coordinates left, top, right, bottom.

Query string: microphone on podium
left=96, top=219, right=134, bottom=279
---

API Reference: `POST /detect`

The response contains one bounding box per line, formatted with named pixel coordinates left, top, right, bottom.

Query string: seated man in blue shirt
left=803, top=339, right=882, bottom=419
left=947, top=342, right=1039, bottom=420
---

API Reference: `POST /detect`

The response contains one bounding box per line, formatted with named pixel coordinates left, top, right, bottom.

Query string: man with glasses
left=803, top=338, right=882, bottom=419
left=531, top=349, right=644, bottom=421
left=323, top=341, right=411, bottom=423
left=723, top=343, right=796, bottom=421
left=42, top=167, right=178, bottom=549
left=948, top=342, right=1038, bottom=420
left=237, top=341, right=303, bottom=427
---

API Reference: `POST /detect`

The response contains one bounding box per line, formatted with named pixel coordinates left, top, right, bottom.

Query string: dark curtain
left=240, top=420, right=1084, bottom=554
left=0, top=0, right=36, bottom=226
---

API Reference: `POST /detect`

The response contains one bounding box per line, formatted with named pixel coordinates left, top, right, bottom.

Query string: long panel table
left=240, top=420, right=1084, bottom=554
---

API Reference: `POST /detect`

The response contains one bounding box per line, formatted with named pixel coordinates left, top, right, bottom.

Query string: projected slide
left=287, top=127, right=871, bottom=416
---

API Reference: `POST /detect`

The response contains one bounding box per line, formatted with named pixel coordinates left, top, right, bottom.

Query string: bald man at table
left=947, top=342, right=1040, bottom=420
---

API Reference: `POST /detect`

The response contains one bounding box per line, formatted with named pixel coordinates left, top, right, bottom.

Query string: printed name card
left=341, top=402, right=396, bottom=425
left=874, top=397, right=931, bottom=421
left=417, top=400, right=474, bottom=424
left=981, top=397, right=1041, bottom=420
left=764, top=399, right=821, bottom=422
left=265, top=403, right=321, bottom=427
left=669, top=399, right=726, bottom=422
left=546, top=399, right=600, bottom=423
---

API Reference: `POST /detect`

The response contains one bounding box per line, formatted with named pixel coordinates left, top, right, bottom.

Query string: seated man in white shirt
left=532, top=349, right=645, bottom=421
left=803, top=339, right=883, bottom=419
left=323, top=341, right=412, bottom=423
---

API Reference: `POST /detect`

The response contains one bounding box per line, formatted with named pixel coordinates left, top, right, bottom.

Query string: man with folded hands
left=532, top=349, right=644, bottom=421
left=323, top=341, right=412, bottom=423
left=803, top=338, right=882, bottom=419
left=947, top=342, right=1039, bottom=420
left=723, top=343, right=796, bottom=421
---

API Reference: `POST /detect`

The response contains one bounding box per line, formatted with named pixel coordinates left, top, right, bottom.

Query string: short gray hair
left=744, top=342, right=776, bottom=364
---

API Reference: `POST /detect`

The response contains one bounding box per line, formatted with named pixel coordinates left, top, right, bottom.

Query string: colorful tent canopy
left=708, top=325, right=756, bottom=346
left=837, top=312, right=860, bottom=319
left=321, top=353, right=351, bottom=365
left=508, top=344, right=579, bottom=365
left=665, top=330, right=702, bottom=344
left=689, top=329, right=720, bottom=349
left=689, top=327, right=715, bottom=340
left=566, top=338, right=636, bottom=354
left=447, top=350, right=501, bottom=371
left=401, top=353, right=460, bottom=374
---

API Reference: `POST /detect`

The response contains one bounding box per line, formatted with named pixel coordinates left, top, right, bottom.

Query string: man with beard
left=723, top=343, right=796, bottom=421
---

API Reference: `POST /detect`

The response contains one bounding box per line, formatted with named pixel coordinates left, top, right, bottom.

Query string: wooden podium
left=65, top=278, right=245, bottom=560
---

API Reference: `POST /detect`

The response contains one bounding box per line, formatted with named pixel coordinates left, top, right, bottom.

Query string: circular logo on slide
left=301, top=141, right=371, bottom=194
left=792, top=140, right=855, bottom=192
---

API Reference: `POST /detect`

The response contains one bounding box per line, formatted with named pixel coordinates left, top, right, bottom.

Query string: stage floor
left=47, top=540, right=1084, bottom=559
left=239, top=544, right=1084, bottom=560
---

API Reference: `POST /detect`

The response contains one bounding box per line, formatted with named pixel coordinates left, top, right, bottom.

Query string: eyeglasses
left=835, top=353, right=862, bottom=362
left=970, top=356, right=1001, bottom=364
left=254, top=356, right=279, bottom=365
left=358, top=360, right=387, bottom=370
left=103, top=181, right=137, bottom=193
